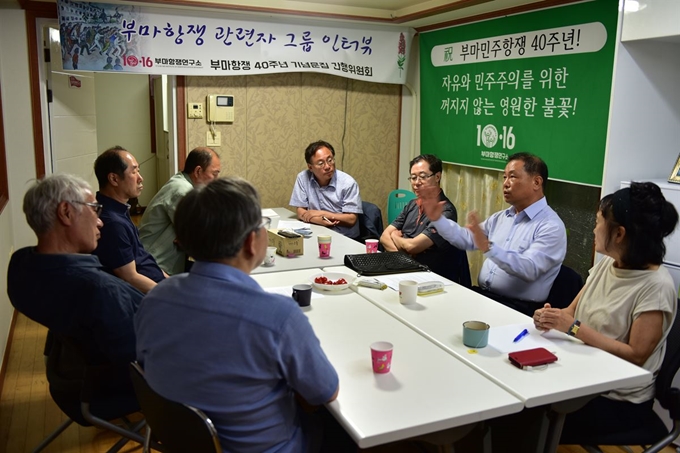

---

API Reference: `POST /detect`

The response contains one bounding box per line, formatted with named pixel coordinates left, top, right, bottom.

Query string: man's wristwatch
left=485, top=241, right=494, bottom=253
left=567, top=320, right=581, bottom=337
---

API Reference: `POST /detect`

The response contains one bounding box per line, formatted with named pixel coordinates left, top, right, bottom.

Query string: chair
left=34, top=332, right=147, bottom=453
left=579, top=300, right=680, bottom=453
left=547, top=265, right=584, bottom=309
left=387, top=189, right=416, bottom=225
left=129, top=362, right=222, bottom=453
left=359, top=201, right=384, bottom=244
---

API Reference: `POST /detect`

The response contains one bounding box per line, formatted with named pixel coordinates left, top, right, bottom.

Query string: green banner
left=420, top=0, right=618, bottom=186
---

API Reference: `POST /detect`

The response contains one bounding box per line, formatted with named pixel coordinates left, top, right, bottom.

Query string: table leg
left=544, top=395, right=598, bottom=453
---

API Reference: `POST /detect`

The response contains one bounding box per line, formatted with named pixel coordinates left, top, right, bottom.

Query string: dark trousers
left=473, top=287, right=545, bottom=317
left=487, top=406, right=550, bottom=453
left=559, top=396, right=657, bottom=445
left=302, top=406, right=357, bottom=453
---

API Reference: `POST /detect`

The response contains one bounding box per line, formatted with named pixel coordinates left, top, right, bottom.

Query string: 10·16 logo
left=124, top=55, right=153, bottom=68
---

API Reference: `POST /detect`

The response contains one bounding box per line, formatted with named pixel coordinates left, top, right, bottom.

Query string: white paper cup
left=399, top=280, right=418, bottom=305
left=318, top=235, right=332, bottom=258
left=263, top=246, right=277, bottom=266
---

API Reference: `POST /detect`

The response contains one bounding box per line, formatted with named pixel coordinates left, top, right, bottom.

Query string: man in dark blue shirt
left=93, top=146, right=166, bottom=293
left=7, top=174, right=143, bottom=365
left=380, top=154, right=470, bottom=285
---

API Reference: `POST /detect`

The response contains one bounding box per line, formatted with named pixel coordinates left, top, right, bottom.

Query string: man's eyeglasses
left=408, top=173, right=435, bottom=183
left=312, top=157, right=335, bottom=168
left=259, top=217, right=271, bottom=230
left=72, top=201, right=103, bottom=217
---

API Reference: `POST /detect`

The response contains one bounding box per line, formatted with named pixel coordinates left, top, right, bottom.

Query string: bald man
left=139, top=147, right=221, bottom=274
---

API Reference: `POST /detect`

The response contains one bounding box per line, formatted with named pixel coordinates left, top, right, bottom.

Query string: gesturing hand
left=466, top=211, right=489, bottom=252
left=419, top=186, right=445, bottom=221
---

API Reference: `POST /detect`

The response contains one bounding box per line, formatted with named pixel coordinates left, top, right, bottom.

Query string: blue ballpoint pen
left=513, top=329, right=529, bottom=343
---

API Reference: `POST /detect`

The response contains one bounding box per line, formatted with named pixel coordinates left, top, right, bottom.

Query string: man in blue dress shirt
left=421, top=152, right=567, bottom=316
left=289, top=140, right=363, bottom=240
left=135, top=177, right=339, bottom=453
left=93, top=146, right=166, bottom=293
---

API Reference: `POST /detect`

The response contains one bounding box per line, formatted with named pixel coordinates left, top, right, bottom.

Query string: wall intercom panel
left=207, top=94, right=235, bottom=122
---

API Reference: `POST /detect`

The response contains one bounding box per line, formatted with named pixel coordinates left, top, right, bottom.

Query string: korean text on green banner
left=57, top=0, right=414, bottom=84
left=420, top=0, right=618, bottom=186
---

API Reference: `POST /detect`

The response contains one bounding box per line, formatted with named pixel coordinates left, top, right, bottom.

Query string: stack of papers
left=488, top=323, right=567, bottom=353
left=379, top=272, right=453, bottom=291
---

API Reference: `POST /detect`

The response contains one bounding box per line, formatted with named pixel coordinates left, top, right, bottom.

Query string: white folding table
left=322, top=265, right=652, bottom=452
left=251, top=268, right=524, bottom=449
left=252, top=207, right=366, bottom=274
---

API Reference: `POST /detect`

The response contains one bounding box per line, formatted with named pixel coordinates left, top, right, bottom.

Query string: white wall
left=621, top=0, right=680, bottom=42
left=601, top=38, right=680, bottom=195
left=0, top=5, right=39, bottom=372
left=94, top=72, right=157, bottom=205
left=49, top=69, right=99, bottom=190
left=398, top=33, right=420, bottom=191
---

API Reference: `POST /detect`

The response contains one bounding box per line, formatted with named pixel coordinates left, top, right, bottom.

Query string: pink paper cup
left=318, top=235, right=332, bottom=258
left=370, top=341, right=393, bottom=374
left=318, top=242, right=331, bottom=258
left=365, top=239, right=379, bottom=254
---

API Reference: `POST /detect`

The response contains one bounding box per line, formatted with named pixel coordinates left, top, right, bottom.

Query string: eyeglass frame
left=71, top=200, right=103, bottom=217
left=235, top=216, right=271, bottom=247
left=311, top=157, right=336, bottom=168
left=259, top=217, right=272, bottom=231
left=407, top=173, right=436, bottom=183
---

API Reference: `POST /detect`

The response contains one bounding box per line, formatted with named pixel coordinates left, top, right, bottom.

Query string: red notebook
left=509, top=347, right=558, bottom=369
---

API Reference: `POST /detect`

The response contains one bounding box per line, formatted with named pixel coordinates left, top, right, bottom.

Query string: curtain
left=441, top=163, right=505, bottom=286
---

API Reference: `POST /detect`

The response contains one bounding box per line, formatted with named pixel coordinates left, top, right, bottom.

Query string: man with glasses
left=135, top=177, right=339, bottom=452
left=421, top=152, right=567, bottom=316
left=93, top=146, right=166, bottom=294
left=289, top=140, right=363, bottom=239
left=380, top=154, right=470, bottom=285
left=139, top=147, right=221, bottom=275
left=8, top=173, right=143, bottom=370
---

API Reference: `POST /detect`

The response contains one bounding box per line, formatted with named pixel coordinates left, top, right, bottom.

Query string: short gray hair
left=23, top=174, right=92, bottom=235
left=175, top=177, right=261, bottom=260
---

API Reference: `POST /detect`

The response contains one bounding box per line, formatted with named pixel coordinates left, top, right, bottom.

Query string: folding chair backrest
left=656, top=301, right=680, bottom=410
left=387, top=189, right=416, bottom=225
left=359, top=201, right=384, bottom=243
left=130, top=362, right=221, bottom=453
left=547, top=265, right=584, bottom=310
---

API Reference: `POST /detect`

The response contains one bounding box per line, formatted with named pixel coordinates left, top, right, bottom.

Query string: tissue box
left=267, top=229, right=304, bottom=257
left=261, top=208, right=280, bottom=229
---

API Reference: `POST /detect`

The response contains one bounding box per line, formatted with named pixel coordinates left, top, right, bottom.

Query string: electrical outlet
left=206, top=131, right=221, bottom=147
left=188, top=102, right=204, bottom=119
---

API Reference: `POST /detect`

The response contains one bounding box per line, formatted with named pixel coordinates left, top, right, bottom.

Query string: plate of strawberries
left=309, top=272, right=355, bottom=292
